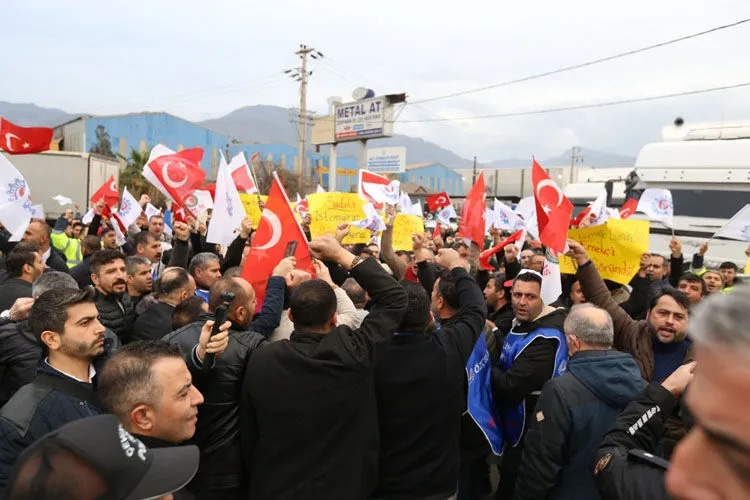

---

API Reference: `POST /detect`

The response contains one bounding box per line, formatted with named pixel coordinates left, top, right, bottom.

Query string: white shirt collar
left=42, top=247, right=51, bottom=264
left=44, top=358, right=96, bottom=383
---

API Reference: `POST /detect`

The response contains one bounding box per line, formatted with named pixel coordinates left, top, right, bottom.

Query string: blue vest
left=497, top=326, right=568, bottom=448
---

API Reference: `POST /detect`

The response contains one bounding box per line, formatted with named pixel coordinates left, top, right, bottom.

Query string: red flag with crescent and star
left=90, top=174, right=120, bottom=207
left=241, top=172, right=315, bottom=308
left=532, top=159, right=573, bottom=254
left=0, top=118, right=53, bottom=154
left=425, top=192, right=452, bottom=212
left=459, top=172, right=487, bottom=249
left=618, top=197, right=638, bottom=219
left=142, top=144, right=206, bottom=216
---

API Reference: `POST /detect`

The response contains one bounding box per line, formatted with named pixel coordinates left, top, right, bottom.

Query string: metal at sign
left=334, top=96, right=394, bottom=142
left=366, top=147, right=406, bottom=173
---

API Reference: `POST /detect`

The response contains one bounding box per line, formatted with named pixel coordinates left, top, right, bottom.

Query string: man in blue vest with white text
left=491, top=270, right=568, bottom=499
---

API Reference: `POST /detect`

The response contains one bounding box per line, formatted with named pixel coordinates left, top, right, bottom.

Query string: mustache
left=112, top=279, right=127, bottom=286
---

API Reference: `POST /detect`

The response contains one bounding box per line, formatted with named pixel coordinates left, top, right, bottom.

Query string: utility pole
left=570, top=146, right=583, bottom=183
left=472, top=156, right=477, bottom=185
left=286, top=45, right=322, bottom=186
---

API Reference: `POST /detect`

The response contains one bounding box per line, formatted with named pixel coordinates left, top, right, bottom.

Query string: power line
left=409, top=17, right=750, bottom=105
left=398, top=81, right=750, bottom=123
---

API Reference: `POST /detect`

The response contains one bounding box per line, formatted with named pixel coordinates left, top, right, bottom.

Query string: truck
left=1, top=150, right=120, bottom=219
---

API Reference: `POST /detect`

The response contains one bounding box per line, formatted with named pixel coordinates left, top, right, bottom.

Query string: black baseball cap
left=7, top=414, right=199, bottom=500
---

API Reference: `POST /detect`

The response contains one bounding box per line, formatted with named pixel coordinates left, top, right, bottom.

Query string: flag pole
left=249, top=159, right=264, bottom=211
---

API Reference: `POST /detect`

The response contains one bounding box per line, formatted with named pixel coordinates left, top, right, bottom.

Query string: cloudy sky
left=3, top=0, right=750, bottom=160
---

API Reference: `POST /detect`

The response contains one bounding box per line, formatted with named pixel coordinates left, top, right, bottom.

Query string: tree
left=89, top=125, right=116, bottom=158
left=118, top=147, right=167, bottom=206
left=254, top=159, right=315, bottom=196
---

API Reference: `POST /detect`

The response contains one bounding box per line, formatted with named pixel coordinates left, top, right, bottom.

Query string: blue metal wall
left=398, top=163, right=464, bottom=196
left=84, top=113, right=230, bottom=175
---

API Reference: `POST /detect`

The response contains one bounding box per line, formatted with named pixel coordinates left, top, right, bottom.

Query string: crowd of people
left=0, top=193, right=748, bottom=500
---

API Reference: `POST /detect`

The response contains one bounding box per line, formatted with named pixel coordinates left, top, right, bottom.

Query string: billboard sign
left=366, top=147, right=406, bottom=173
left=334, top=96, right=394, bottom=142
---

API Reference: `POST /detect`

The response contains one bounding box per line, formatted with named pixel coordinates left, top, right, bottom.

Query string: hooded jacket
left=515, top=349, right=647, bottom=500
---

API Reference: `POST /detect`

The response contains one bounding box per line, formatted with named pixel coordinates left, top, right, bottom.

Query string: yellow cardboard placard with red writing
left=307, top=192, right=371, bottom=244
left=240, top=194, right=300, bottom=228
left=559, top=219, right=650, bottom=285
left=392, top=214, right=425, bottom=251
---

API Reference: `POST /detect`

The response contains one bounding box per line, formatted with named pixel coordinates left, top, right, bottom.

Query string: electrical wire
left=398, top=81, right=750, bottom=123
left=409, top=17, right=750, bottom=105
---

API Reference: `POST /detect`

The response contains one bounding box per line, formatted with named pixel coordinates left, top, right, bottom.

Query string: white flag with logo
left=493, top=199, right=527, bottom=231
left=183, top=189, right=214, bottom=217
left=350, top=203, right=386, bottom=232
left=0, top=154, right=33, bottom=240
left=145, top=203, right=161, bottom=220
left=585, top=189, right=610, bottom=227
left=207, top=154, right=245, bottom=246
left=118, top=187, right=143, bottom=228
left=399, top=193, right=422, bottom=217
left=436, top=204, right=458, bottom=225
left=514, top=196, right=539, bottom=238
left=540, top=248, right=563, bottom=305
left=637, top=189, right=674, bottom=228
left=714, top=204, right=750, bottom=241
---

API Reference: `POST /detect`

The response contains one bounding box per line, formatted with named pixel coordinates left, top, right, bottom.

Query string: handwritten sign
left=392, top=214, right=424, bottom=251
left=307, top=192, right=371, bottom=244
left=559, top=219, right=650, bottom=285
left=239, top=194, right=267, bottom=228
left=239, top=194, right=300, bottom=227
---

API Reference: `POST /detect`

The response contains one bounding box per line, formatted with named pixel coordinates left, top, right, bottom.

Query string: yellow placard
left=392, top=214, right=425, bottom=251
left=745, top=255, right=750, bottom=274
left=239, top=194, right=268, bottom=228
left=559, top=219, right=650, bottom=285
left=307, top=192, right=371, bottom=244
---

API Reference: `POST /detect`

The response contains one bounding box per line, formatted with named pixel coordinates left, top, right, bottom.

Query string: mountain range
left=0, top=101, right=636, bottom=168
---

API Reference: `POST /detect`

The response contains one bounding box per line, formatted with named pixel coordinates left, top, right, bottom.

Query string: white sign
left=366, top=147, right=406, bottom=173
left=334, top=96, right=394, bottom=142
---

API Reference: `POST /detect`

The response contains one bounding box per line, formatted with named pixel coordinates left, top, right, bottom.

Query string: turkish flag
left=459, top=172, right=487, bottom=249
left=0, top=118, right=53, bottom=154
left=425, top=191, right=452, bottom=212
left=241, top=172, right=315, bottom=308
left=479, top=229, right=524, bottom=271
left=90, top=175, right=119, bottom=207
left=432, top=222, right=441, bottom=239
left=227, top=152, right=258, bottom=194
left=619, top=197, right=638, bottom=219
left=358, top=169, right=399, bottom=206
left=571, top=206, right=592, bottom=227
left=532, top=159, right=573, bottom=253
left=142, top=144, right=206, bottom=215
left=172, top=202, right=188, bottom=223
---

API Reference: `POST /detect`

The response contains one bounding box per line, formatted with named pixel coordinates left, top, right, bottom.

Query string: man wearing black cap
left=6, top=414, right=200, bottom=500
left=0, top=288, right=106, bottom=492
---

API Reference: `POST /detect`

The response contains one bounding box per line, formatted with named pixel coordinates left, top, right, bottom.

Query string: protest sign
left=307, top=192, right=371, bottom=244
left=559, top=219, right=650, bottom=285
left=239, top=194, right=268, bottom=228
left=392, top=214, right=424, bottom=251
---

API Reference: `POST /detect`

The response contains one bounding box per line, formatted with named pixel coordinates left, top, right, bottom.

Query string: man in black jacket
left=91, top=249, right=136, bottom=344
left=239, top=235, right=407, bottom=500
left=491, top=270, right=568, bottom=499
left=0, top=271, right=81, bottom=407
left=373, top=248, right=485, bottom=500
left=132, top=268, right=196, bottom=341
left=515, top=304, right=646, bottom=500
left=599, top=286, right=750, bottom=499
left=0, top=288, right=106, bottom=492
left=163, top=259, right=290, bottom=500
left=593, top=362, right=694, bottom=500
left=21, top=219, right=69, bottom=273
left=0, top=242, right=45, bottom=311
